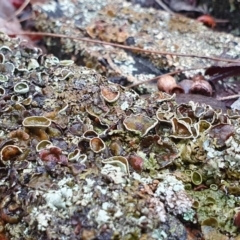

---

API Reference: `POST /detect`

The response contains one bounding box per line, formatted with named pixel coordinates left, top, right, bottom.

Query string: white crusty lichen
left=203, top=134, right=240, bottom=171
left=27, top=176, right=79, bottom=232
left=29, top=207, right=52, bottom=231
left=75, top=178, right=94, bottom=206
left=151, top=229, right=168, bottom=240
left=44, top=188, right=69, bottom=210
left=101, top=164, right=127, bottom=184
left=225, top=135, right=240, bottom=167
left=203, top=139, right=224, bottom=159
left=132, top=173, right=166, bottom=223
left=183, top=208, right=196, bottom=222
left=132, top=172, right=152, bottom=184
left=154, top=175, right=193, bottom=216
left=95, top=209, right=111, bottom=225
left=148, top=197, right=166, bottom=222
left=43, top=177, right=75, bottom=210
left=36, top=212, right=52, bottom=231
left=88, top=201, right=123, bottom=228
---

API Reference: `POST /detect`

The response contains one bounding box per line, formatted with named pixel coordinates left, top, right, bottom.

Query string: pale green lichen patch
left=187, top=189, right=239, bottom=234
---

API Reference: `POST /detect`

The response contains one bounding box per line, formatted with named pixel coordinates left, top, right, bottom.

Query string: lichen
left=0, top=6, right=240, bottom=237
left=32, top=0, right=240, bottom=92
left=155, top=175, right=193, bottom=216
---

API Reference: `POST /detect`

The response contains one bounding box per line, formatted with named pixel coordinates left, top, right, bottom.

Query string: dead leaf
left=163, top=0, right=207, bottom=13
left=205, top=62, right=240, bottom=83
left=0, top=1, right=16, bottom=19
left=231, top=98, right=240, bottom=110
left=0, top=18, right=22, bottom=36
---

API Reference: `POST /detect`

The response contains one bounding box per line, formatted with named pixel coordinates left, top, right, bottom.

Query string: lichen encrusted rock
left=31, top=0, right=240, bottom=94
left=0, top=33, right=190, bottom=240
left=0, top=32, right=240, bottom=239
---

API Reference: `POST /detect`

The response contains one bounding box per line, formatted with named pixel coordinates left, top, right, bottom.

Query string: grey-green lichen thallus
left=0, top=31, right=240, bottom=239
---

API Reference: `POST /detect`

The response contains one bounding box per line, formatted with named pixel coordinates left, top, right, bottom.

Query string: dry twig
left=7, top=0, right=30, bottom=22
left=12, top=31, right=240, bottom=89
left=15, top=31, right=240, bottom=64
left=217, top=94, right=240, bottom=101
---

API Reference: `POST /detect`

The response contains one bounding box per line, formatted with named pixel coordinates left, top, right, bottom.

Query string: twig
left=14, top=31, right=240, bottom=64
left=217, top=94, right=240, bottom=101
left=19, top=14, right=34, bottom=23
left=155, top=0, right=174, bottom=13
left=7, top=0, right=30, bottom=22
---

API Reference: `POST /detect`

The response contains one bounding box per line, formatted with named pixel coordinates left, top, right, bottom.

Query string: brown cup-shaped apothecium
left=190, top=75, right=213, bottom=96
left=157, top=75, right=184, bottom=94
